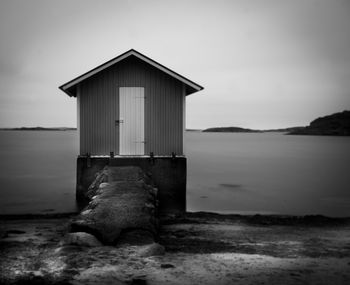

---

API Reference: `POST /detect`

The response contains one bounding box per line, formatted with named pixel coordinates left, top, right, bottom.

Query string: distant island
left=0, top=127, right=77, bottom=131
left=287, top=110, right=350, bottom=136
left=202, top=126, right=304, bottom=133
left=202, top=111, right=350, bottom=136
left=203, top=127, right=263, bottom=133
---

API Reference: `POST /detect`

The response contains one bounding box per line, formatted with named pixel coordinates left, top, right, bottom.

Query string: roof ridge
left=59, top=49, right=203, bottom=97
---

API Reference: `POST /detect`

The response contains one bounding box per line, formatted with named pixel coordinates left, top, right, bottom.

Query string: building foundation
left=76, top=156, right=186, bottom=214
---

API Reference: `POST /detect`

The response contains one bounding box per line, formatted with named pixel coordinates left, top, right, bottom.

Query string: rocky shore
left=2, top=161, right=350, bottom=284
left=1, top=213, right=350, bottom=285
left=288, top=110, right=350, bottom=136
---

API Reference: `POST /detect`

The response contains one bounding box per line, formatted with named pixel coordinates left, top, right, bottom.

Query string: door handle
left=115, top=119, right=124, bottom=124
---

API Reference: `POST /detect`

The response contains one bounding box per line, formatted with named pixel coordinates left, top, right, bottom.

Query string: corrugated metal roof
left=59, top=49, right=203, bottom=97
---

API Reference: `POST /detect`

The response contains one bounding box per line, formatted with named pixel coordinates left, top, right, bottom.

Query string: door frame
left=118, top=87, right=145, bottom=155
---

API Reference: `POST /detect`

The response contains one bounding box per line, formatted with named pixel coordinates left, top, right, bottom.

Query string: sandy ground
left=1, top=214, right=350, bottom=285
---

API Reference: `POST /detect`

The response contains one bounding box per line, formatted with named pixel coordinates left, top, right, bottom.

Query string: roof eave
left=185, top=85, right=204, bottom=96
left=59, top=49, right=203, bottom=96
left=59, top=85, right=76, bottom=97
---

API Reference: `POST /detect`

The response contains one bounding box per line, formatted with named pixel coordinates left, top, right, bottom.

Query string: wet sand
left=1, top=213, right=350, bottom=284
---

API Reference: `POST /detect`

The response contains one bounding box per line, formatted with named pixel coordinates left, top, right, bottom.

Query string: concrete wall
left=76, top=156, right=186, bottom=214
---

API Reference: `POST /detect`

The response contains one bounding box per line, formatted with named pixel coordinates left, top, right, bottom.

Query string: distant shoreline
left=1, top=127, right=296, bottom=133
left=202, top=126, right=304, bottom=133
left=202, top=110, right=350, bottom=136
left=0, top=127, right=77, bottom=131
left=2, top=110, right=349, bottom=135
left=1, top=211, right=349, bottom=224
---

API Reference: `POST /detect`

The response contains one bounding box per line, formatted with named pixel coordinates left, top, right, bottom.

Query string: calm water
left=0, top=131, right=349, bottom=217
left=0, top=131, right=78, bottom=215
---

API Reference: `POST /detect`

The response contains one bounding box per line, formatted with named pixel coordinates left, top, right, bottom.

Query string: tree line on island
left=202, top=110, right=350, bottom=136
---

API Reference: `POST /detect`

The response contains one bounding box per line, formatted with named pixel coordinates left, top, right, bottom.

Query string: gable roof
left=59, top=49, right=204, bottom=97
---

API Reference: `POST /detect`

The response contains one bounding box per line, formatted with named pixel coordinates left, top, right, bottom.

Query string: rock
left=160, top=263, right=175, bottom=269
left=71, top=181, right=157, bottom=244
left=60, top=232, right=102, bottom=247
left=288, top=110, right=350, bottom=136
left=144, top=202, right=155, bottom=209
left=85, top=166, right=154, bottom=201
left=149, top=187, right=158, bottom=197
left=54, top=245, right=79, bottom=254
left=81, top=209, right=92, bottom=216
left=99, top=182, right=110, bottom=188
left=6, top=230, right=26, bottom=234
left=86, top=166, right=109, bottom=199
left=139, top=243, right=165, bottom=257
left=70, top=167, right=158, bottom=245
left=131, top=278, right=148, bottom=285
left=71, top=166, right=158, bottom=245
left=118, top=229, right=155, bottom=245
left=107, top=166, right=148, bottom=182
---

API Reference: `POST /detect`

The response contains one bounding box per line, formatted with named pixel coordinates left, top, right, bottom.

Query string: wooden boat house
left=60, top=49, right=203, bottom=156
left=59, top=49, right=203, bottom=213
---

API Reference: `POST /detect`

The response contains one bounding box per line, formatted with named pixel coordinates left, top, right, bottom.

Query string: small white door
left=119, top=87, right=145, bottom=155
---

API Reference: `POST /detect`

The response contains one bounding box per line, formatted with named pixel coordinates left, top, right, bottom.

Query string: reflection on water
left=0, top=131, right=349, bottom=217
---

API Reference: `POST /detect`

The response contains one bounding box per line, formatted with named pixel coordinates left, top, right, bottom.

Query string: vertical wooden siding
left=79, top=56, right=184, bottom=155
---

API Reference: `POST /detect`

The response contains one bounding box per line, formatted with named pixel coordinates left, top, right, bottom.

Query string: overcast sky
left=1, top=0, right=349, bottom=129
